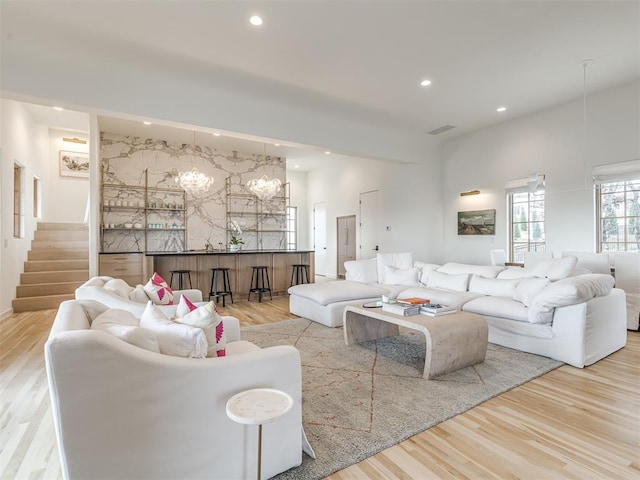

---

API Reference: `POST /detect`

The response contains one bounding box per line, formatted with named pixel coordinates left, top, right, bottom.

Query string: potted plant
left=229, top=236, right=244, bottom=252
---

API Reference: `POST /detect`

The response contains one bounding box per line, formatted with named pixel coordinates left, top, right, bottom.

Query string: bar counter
left=146, top=250, right=315, bottom=300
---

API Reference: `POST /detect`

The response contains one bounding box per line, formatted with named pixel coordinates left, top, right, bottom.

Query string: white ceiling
left=4, top=1, right=639, bottom=170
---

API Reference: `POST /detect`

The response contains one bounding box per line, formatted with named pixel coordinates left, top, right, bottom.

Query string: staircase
left=12, top=223, right=89, bottom=312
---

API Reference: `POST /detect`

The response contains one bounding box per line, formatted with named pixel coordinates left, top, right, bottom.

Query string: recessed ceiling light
left=53, top=106, right=64, bottom=111
left=213, top=133, right=221, bottom=136
left=497, top=107, right=507, bottom=112
left=420, top=79, right=432, bottom=87
left=294, top=165, right=300, bottom=169
left=274, top=143, right=280, bottom=146
left=249, top=15, right=263, bottom=26
left=325, top=151, right=331, bottom=155
left=143, top=121, right=152, bottom=125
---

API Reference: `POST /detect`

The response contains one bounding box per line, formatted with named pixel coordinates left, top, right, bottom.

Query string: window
left=286, top=206, right=297, bottom=250
left=33, top=176, right=41, bottom=218
left=597, top=178, right=640, bottom=252
left=509, top=190, right=546, bottom=263
left=14, top=164, right=23, bottom=238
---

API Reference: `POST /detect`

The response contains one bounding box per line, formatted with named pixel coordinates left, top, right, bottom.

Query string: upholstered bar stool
left=248, top=266, right=272, bottom=302
left=169, top=270, right=192, bottom=290
left=290, top=264, right=310, bottom=287
left=209, top=268, right=234, bottom=307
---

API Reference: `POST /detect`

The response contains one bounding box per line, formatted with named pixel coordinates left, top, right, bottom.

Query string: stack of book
left=420, top=303, right=457, bottom=317
left=396, top=297, right=430, bottom=305
left=381, top=302, right=421, bottom=316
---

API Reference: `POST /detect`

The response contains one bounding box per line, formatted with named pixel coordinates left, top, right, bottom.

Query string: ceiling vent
left=427, top=125, right=456, bottom=135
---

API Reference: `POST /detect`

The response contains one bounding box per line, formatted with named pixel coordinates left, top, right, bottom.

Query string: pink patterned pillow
left=143, top=272, right=174, bottom=305
left=175, top=294, right=198, bottom=317
left=173, top=302, right=226, bottom=357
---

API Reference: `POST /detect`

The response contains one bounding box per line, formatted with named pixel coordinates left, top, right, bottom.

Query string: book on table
left=382, top=303, right=421, bottom=316
left=419, top=304, right=457, bottom=316
left=396, top=297, right=430, bottom=305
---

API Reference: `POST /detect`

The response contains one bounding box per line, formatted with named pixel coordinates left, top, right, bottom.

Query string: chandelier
left=175, top=131, right=214, bottom=195
left=246, top=144, right=282, bottom=201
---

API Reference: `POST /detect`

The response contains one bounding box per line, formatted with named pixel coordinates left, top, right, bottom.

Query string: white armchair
left=45, top=299, right=306, bottom=479
left=75, top=276, right=203, bottom=318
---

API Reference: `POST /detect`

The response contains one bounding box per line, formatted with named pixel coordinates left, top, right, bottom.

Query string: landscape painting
left=59, top=150, right=89, bottom=178
left=458, top=209, right=496, bottom=235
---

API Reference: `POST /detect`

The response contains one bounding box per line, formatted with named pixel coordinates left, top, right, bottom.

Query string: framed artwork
left=458, top=209, right=496, bottom=235
left=59, top=150, right=89, bottom=178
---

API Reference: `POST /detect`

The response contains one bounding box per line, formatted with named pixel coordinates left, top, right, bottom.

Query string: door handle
left=373, top=245, right=379, bottom=251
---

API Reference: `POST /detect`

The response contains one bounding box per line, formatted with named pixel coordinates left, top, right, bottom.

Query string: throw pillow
left=140, top=301, right=207, bottom=358
left=513, top=277, right=550, bottom=307
left=468, top=275, right=519, bottom=297
left=531, top=256, right=578, bottom=281
left=91, top=308, right=160, bottom=353
left=426, top=270, right=470, bottom=292
left=344, top=258, right=378, bottom=283
left=104, top=278, right=134, bottom=299
left=143, top=272, right=174, bottom=305
left=383, top=266, right=420, bottom=286
left=173, top=301, right=227, bottom=357
left=174, top=294, right=198, bottom=317
left=413, top=261, right=440, bottom=285
left=376, top=252, right=413, bottom=285
left=129, top=284, right=150, bottom=303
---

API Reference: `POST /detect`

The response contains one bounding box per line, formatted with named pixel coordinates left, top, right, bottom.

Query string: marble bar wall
left=100, top=132, right=286, bottom=252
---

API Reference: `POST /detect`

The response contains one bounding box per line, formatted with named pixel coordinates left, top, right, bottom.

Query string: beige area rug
left=241, top=318, right=563, bottom=480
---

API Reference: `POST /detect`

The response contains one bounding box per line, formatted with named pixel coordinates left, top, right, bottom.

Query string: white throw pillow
left=173, top=300, right=227, bottom=357
left=91, top=308, right=160, bottom=353
left=143, top=272, right=174, bottom=305
left=468, top=275, right=519, bottom=297
left=104, top=278, right=134, bottom=299
left=436, top=262, right=505, bottom=279
left=129, top=284, right=150, bottom=303
left=377, top=252, right=413, bottom=285
left=413, top=261, right=441, bottom=284
left=140, top=302, right=207, bottom=358
left=344, top=258, right=378, bottom=283
left=513, top=277, right=550, bottom=307
left=531, top=256, right=578, bottom=281
left=496, top=268, right=530, bottom=280
left=383, top=266, right=420, bottom=286
left=426, top=270, right=470, bottom=292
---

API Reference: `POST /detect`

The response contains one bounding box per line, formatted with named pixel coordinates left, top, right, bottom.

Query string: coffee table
left=343, top=305, right=488, bottom=379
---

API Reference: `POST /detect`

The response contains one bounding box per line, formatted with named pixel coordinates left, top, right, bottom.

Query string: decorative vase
left=230, top=244, right=239, bottom=252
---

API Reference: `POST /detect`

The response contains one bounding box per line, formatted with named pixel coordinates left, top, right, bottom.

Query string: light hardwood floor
left=1, top=297, right=638, bottom=479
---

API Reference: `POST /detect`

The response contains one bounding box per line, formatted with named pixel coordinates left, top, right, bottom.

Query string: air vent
left=427, top=125, right=456, bottom=135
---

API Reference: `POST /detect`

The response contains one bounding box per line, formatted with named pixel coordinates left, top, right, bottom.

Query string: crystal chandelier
left=175, top=131, right=214, bottom=195
left=246, top=144, right=282, bottom=201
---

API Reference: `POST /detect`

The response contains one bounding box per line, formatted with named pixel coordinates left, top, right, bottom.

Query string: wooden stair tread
left=12, top=294, right=75, bottom=312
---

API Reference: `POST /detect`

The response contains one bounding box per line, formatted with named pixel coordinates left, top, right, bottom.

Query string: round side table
left=226, top=388, right=294, bottom=480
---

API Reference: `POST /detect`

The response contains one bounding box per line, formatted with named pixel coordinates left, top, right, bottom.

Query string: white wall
left=0, top=100, right=49, bottom=316
left=307, top=145, right=443, bottom=277
left=286, top=170, right=309, bottom=250
left=441, top=81, right=640, bottom=264
left=47, top=129, right=89, bottom=223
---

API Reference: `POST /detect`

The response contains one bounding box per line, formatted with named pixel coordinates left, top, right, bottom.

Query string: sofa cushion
left=414, top=261, right=441, bottom=284
left=426, top=271, right=469, bottom=292
left=173, top=301, right=227, bottom=357
left=396, top=286, right=483, bottom=310
left=377, top=252, right=413, bottom=285
left=140, top=302, right=207, bottom=358
left=104, top=278, right=134, bottom=299
left=528, top=274, right=615, bottom=324
left=144, top=272, right=174, bottom=305
left=496, top=268, right=530, bottom=280
left=288, top=281, right=387, bottom=306
left=531, top=256, right=578, bottom=281
left=344, top=258, right=378, bottom=283
left=437, top=262, right=504, bottom=278
left=129, top=284, right=150, bottom=303
left=468, top=275, right=519, bottom=297
left=462, top=296, right=529, bottom=323
left=91, top=308, right=160, bottom=353
left=513, top=277, right=550, bottom=307
left=384, top=266, right=420, bottom=286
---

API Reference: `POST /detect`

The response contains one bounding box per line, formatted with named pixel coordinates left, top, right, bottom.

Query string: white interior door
left=359, top=190, right=379, bottom=259
left=313, top=202, right=327, bottom=276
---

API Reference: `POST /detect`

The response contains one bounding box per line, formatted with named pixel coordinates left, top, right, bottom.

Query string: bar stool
left=209, top=268, right=234, bottom=307
left=248, top=266, right=272, bottom=302
left=290, top=264, right=310, bottom=287
left=169, top=270, right=192, bottom=290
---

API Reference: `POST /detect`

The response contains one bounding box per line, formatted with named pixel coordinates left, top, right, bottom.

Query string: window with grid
left=286, top=206, right=297, bottom=250
left=507, top=181, right=546, bottom=263
left=597, top=178, right=640, bottom=253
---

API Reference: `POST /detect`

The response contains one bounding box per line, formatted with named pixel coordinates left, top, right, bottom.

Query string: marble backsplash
left=100, top=132, right=286, bottom=252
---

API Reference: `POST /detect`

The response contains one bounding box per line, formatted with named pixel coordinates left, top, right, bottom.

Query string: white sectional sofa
left=288, top=253, right=627, bottom=368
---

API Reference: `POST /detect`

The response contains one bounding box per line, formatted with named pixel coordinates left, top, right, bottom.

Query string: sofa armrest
left=222, top=316, right=241, bottom=342
left=173, top=288, right=203, bottom=303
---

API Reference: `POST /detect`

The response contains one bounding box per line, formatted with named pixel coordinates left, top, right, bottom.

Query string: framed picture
left=458, top=209, right=496, bottom=235
left=59, top=150, right=89, bottom=178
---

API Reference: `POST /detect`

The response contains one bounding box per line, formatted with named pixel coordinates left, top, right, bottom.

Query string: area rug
left=241, top=318, right=563, bottom=479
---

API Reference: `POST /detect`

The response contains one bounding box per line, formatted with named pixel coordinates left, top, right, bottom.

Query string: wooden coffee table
left=343, top=305, right=488, bottom=379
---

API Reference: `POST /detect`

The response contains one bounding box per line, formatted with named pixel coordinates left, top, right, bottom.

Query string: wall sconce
left=62, top=137, right=87, bottom=144
left=460, top=189, right=481, bottom=197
